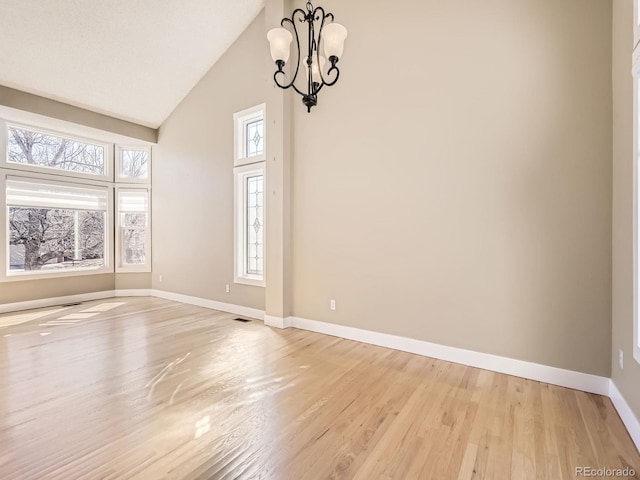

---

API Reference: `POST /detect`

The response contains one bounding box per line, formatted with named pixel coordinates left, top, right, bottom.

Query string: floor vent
left=62, top=302, right=82, bottom=307
left=233, top=318, right=251, bottom=323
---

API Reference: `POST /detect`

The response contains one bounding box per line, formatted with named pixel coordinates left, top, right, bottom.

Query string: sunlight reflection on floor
left=81, top=302, right=126, bottom=313
left=59, top=312, right=101, bottom=320
left=0, top=308, right=68, bottom=329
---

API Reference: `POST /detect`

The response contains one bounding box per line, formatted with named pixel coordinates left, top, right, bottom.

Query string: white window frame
left=0, top=114, right=154, bottom=283
left=234, top=162, right=265, bottom=287
left=233, top=103, right=266, bottom=167
left=115, top=187, right=151, bottom=273
left=0, top=169, right=114, bottom=281
left=115, top=145, right=152, bottom=184
left=0, top=121, right=113, bottom=183
left=633, top=49, right=640, bottom=365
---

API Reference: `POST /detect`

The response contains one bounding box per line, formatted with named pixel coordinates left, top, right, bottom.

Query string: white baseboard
left=0, top=288, right=265, bottom=321
left=264, top=315, right=292, bottom=329
left=0, top=290, right=116, bottom=314
left=150, top=289, right=265, bottom=320
left=115, top=289, right=153, bottom=297
left=610, top=381, right=640, bottom=452
left=287, top=316, right=611, bottom=396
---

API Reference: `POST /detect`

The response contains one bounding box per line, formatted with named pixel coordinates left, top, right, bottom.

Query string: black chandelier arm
left=322, top=62, right=340, bottom=87
left=313, top=5, right=327, bottom=52
left=287, top=7, right=307, bottom=24
left=273, top=70, right=301, bottom=95
left=273, top=62, right=306, bottom=97
left=313, top=6, right=336, bottom=87
left=315, top=7, right=333, bottom=24
left=273, top=13, right=304, bottom=91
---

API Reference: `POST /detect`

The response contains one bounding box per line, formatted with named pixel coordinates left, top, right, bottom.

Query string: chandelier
left=267, top=1, right=347, bottom=112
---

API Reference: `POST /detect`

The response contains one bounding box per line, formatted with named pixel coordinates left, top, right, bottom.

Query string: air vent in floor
left=233, top=318, right=251, bottom=323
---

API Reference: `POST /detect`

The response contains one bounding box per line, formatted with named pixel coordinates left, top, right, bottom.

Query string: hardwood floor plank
left=0, top=297, right=638, bottom=479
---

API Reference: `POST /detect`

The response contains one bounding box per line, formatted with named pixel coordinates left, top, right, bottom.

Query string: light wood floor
left=0, top=297, right=638, bottom=480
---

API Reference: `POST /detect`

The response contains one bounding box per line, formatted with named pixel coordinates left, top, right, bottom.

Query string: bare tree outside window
left=121, top=149, right=149, bottom=179
left=5, top=127, right=108, bottom=273
left=122, top=213, right=146, bottom=264
left=8, top=127, right=105, bottom=176
left=9, top=207, right=105, bottom=271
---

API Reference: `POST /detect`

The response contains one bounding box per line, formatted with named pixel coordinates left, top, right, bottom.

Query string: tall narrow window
left=6, top=177, right=109, bottom=275
left=116, top=188, right=150, bottom=272
left=234, top=164, right=265, bottom=286
left=233, top=104, right=266, bottom=286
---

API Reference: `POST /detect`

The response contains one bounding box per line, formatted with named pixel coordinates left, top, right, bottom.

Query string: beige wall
left=0, top=274, right=115, bottom=304
left=152, top=12, right=266, bottom=310
left=115, top=273, right=151, bottom=290
left=290, top=0, right=613, bottom=376
left=612, top=0, right=640, bottom=418
left=0, top=272, right=150, bottom=305
left=0, top=85, right=156, bottom=143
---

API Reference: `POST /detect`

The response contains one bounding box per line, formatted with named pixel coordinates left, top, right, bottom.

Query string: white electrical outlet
left=619, top=349, right=624, bottom=370
left=159, top=275, right=163, bottom=283
left=225, top=284, right=230, bottom=293
left=330, top=299, right=336, bottom=311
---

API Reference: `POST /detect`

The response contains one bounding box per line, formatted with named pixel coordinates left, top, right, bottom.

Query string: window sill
left=116, top=266, right=151, bottom=274
left=2, top=266, right=112, bottom=283
left=234, top=154, right=267, bottom=168
left=234, top=276, right=265, bottom=288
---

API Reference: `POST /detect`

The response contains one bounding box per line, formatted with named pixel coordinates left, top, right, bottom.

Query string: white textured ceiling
left=0, top=0, right=264, bottom=128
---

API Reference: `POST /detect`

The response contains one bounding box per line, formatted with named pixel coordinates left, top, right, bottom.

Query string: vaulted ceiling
left=0, top=0, right=264, bottom=128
